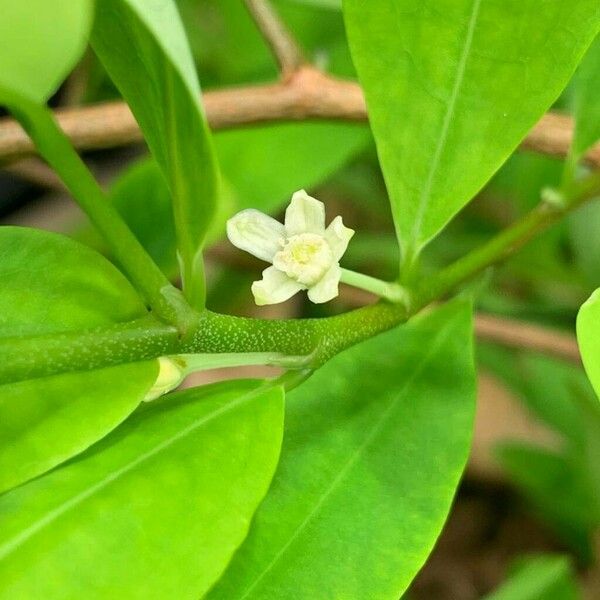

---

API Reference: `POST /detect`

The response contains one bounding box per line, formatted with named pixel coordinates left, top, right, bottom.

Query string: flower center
left=273, top=233, right=333, bottom=286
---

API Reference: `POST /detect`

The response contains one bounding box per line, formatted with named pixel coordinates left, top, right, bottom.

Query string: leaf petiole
left=176, top=352, right=312, bottom=376
left=144, top=352, right=312, bottom=401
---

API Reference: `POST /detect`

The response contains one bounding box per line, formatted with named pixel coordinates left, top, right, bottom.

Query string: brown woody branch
left=473, top=312, right=580, bottom=364
left=244, top=0, right=304, bottom=76
left=1, top=66, right=597, bottom=167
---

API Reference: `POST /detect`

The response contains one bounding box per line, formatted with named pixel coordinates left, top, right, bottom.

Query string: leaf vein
left=237, top=315, right=463, bottom=599
left=0, top=386, right=267, bottom=560
left=409, top=0, right=481, bottom=250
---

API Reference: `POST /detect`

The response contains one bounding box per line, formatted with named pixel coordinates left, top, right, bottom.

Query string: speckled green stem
left=4, top=170, right=600, bottom=386
left=414, top=169, right=600, bottom=308
left=0, top=303, right=408, bottom=385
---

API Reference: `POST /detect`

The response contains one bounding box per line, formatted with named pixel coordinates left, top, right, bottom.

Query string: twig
left=0, top=66, right=598, bottom=166
left=206, top=246, right=582, bottom=364
left=4, top=158, right=66, bottom=191
left=474, top=313, right=580, bottom=363
left=244, top=0, right=304, bottom=77
left=337, top=287, right=580, bottom=363
left=417, top=170, right=600, bottom=310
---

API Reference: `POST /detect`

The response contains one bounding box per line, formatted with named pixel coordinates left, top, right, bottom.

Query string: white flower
left=226, top=190, right=354, bottom=305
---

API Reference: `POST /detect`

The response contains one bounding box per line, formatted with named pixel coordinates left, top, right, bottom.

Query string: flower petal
left=285, top=190, right=326, bottom=236
left=251, top=266, right=305, bottom=306
left=325, top=216, right=355, bottom=261
left=227, top=209, right=285, bottom=262
left=307, top=264, right=341, bottom=304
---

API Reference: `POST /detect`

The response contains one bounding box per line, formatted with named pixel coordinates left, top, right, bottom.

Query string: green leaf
left=0, top=227, right=146, bottom=338
left=91, top=0, right=219, bottom=307
left=577, top=288, right=600, bottom=399
left=0, top=380, right=284, bottom=599
left=571, top=35, right=600, bottom=159
left=343, top=0, right=600, bottom=263
left=209, top=300, right=475, bottom=599
left=0, top=227, right=157, bottom=493
left=0, top=0, right=93, bottom=102
left=215, top=122, right=369, bottom=217
left=483, top=555, right=580, bottom=600
left=0, top=362, right=156, bottom=495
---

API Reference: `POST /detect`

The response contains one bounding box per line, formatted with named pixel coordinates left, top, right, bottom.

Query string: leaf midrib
left=408, top=0, right=482, bottom=250
left=0, top=385, right=269, bottom=560
left=236, top=314, right=464, bottom=599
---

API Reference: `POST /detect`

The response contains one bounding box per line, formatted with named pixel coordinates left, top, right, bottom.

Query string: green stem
left=143, top=351, right=312, bottom=401
left=5, top=93, right=196, bottom=333
left=415, top=171, right=600, bottom=309
left=179, top=250, right=206, bottom=312
left=340, top=268, right=410, bottom=306
left=0, top=303, right=407, bottom=384
left=3, top=170, right=600, bottom=387
left=0, top=317, right=180, bottom=385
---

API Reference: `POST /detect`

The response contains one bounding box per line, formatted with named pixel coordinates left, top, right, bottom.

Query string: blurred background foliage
left=1, top=0, right=599, bottom=597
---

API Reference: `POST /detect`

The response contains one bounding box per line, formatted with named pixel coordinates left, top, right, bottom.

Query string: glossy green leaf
left=0, top=0, right=93, bottom=102
left=91, top=0, right=219, bottom=307
left=577, top=288, right=600, bottom=399
left=0, top=362, right=156, bottom=495
left=572, top=35, right=600, bottom=159
left=0, top=380, right=284, bottom=599
left=343, top=0, right=600, bottom=261
left=209, top=300, right=475, bottom=599
left=0, top=227, right=157, bottom=493
left=483, top=555, right=580, bottom=600
left=0, top=227, right=146, bottom=338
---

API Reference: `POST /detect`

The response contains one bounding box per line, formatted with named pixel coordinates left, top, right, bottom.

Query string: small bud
left=143, top=357, right=185, bottom=402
